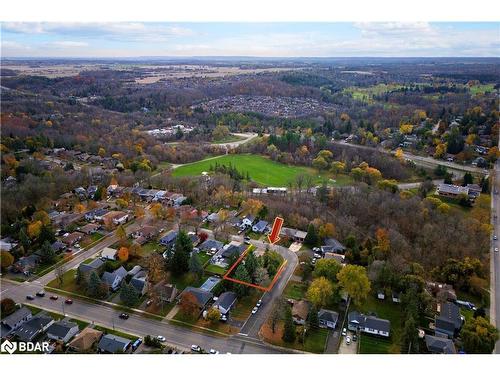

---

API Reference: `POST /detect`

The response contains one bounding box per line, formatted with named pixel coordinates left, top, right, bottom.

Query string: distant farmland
left=172, top=154, right=324, bottom=186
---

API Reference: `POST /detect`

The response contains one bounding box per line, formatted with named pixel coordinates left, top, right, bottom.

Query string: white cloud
left=49, top=41, right=89, bottom=47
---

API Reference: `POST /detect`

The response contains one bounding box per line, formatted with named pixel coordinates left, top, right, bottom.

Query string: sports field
left=172, top=154, right=327, bottom=186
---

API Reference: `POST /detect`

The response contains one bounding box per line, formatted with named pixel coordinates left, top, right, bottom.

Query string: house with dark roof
left=79, top=223, right=100, bottom=235
left=97, top=334, right=131, bottom=354
left=221, top=242, right=246, bottom=259
left=130, top=270, right=148, bottom=295
left=348, top=311, right=391, bottom=337
left=0, top=307, right=33, bottom=338
left=214, top=292, right=238, bottom=315
left=180, top=287, right=214, bottom=314
left=13, top=313, right=54, bottom=342
left=153, top=282, right=177, bottom=303
left=46, top=319, right=80, bottom=343
left=159, top=230, right=178, bottom=247
left=62, top=231, right=84, bottom=246
left=318, top=309, right=339, bottom=329
left=425, top=334, right=457, bottom=354
left=101, top=266, right=128, bottom=291
left=78, top=258, right=105, bottom=281
left=51, top=240, right=67, bottom=253
left=85, top=208, right=108, bottom=221
left=252, top=220, right=269, bottom=233
left=13, top=254, right=41, bottom=274
left=435, top=302, right=464, bottom=338
left=200, top=239, right=224, bottom=253
left=321, top=238, right=346, bottom=254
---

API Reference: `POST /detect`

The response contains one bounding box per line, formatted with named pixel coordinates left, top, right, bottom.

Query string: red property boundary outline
left=222, top=245, right=288, bottom=292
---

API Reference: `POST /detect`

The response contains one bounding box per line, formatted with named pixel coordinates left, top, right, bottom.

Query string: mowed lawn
left=172, top=154, right=323, bottom=186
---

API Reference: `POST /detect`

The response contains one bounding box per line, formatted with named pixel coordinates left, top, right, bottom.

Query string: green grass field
left=205, top=264, right=227, bottom=275
left=283, top=280, right=308, bottom=300
left=172, top=154, right=335, bottom=186
left=359, top=334, right=392, bottom=354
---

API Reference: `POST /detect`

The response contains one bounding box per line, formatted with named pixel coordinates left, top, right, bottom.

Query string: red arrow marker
left=267, top=216, right=284, bottom=245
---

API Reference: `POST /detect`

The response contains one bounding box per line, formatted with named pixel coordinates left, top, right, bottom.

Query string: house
left=435, top=302, right=464, bottom=338
left=130, top=270, right=148, bottom=295
left=101, top=247, right=117, bottom=260
left=221, top=242, right=246, bottom=259
left=280, top=227, right=307, bottom=243
left=127, top=265, right=143, bottom=277
left=87, top=185, right=98, bottom=199
left=68, top=327, right=103, bottom=352
left=436, top=183, right=469, bottom=199
left=79, top=223, right=100, bottom=235
left=1, top=307, right=33, bottom=338
left=377, top=290, right=385, bottom=300
left=466, top=184, right=482, bottom=199
left=240, top=215, right=255, bottom=229
left=0, top=237, right=18, bottom=252
left=78, top=258, right=105, bottom=280
left=51, top=240, right=67, bottom=253
left=46, top=319, right=80, bottom=343
left=392, top=291, right=401, bottom=303
left=318, top=309, right=339, bottom=329
left=102, top=211, right=129, bottom=226
left=180, top=287, right=214, bottom=314
left=292, top=300, right=310, bottom=325
left=13, top=313, right=55, bottom=342
left=159, top=230, right=178, bottom=248
left=206, top=212, right=220, bottom=223
left=101, top=266, right=128, bottom=291
left=132, top=225, right=157, bottom=240
left=98, top=334, right=131, bottom=354
left=62, top=231, right=84, bottom=246
left=425, top=334, right=457, bottom=354
left=214, top=291, right=238, bottom=315
left=321, top=238, right=346, bottom=254
left=252, top=220, right=269, bottom=233
left=348, top=311, right=391, bottom=337
left=200, top=239, right=224, bottom=253
left=85, top=208, right=108, bottom=221
left=152, top=282, right=178, bottom=303
left=13, top=254, right=41, bottom=274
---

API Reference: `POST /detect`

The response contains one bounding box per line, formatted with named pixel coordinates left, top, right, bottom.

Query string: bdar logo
left=1, top=339, right=17, bottom=354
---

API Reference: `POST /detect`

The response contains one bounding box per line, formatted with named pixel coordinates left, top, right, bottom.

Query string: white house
left=46, top=320, right=80, bottom=343
left=101, top=247, right=117, bottom=260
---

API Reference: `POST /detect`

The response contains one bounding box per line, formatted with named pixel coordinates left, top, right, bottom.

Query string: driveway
left=338, top=331, right=358, bottom=354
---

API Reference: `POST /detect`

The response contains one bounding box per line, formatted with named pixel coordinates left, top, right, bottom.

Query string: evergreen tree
left=304, top=223, right=319, bottom=247
left=244, top=251, right=258, bottom=281
left=307, top=304, right=319, bottom=329
left=462, top=172, right=474, bottom=186
left=120, top=282, right=139, bottom=307
left=401, top=316, right=419, bottom=353
left=282, top=305, right=296, bottom=343
left=87, top=271, right=104, bottom=298
left=40, top=240, right=56, bottom=264
left=171, top=231, right=192, bottom=276
left=19, top=227, right=30, bottom=250
left=189, top=253, right=204, bottom=279
left=233, top=264, right=251, bottom=297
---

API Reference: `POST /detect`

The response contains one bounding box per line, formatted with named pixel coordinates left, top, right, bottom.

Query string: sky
left=1, top=22, right=499, bottom=58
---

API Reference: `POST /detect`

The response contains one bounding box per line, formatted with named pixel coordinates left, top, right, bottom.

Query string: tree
left=87, top=271, right=106, bottom=298
left=40, top=240, right=56, bottom=264
left=270, top=299, right=284, bottom=333
left=318, top=223, right=335, bottom=239
left=394, top=148, right=404, bottom=161
left=189, top=253, right=204, bottom=280
left=116, top=225, right=127, bottom=243
left=312, top=258, right=342, bottom=282
left=461, top=316, right=498, bottom=353
left=306, top=277, right=334, bottom=308
left=262, top=249, right=283, bottom=277
left=145, top=253, right=165, bottom=284
left=115, top=198, right=128, bottom=209
left=212, top=124, right=230, bottom=141
left=206, top=307, right=221, bottom=323
left=401, top=316, right=419, bottom=353
left=54, top=262, right=66, bottom=287
left=179, top=292, right=199, bottom=318
left=463, top=172, right=474, bottom=186
left=304, top=223, right=319, bottom=247
left=150, top=203, right=165, bottom=220
left=27, top=220, right=42, bottom=239
left=337, top=265, right=371, bottom=308
left=240, top=199, right=263, bottom=216
left=282, top=305, right=296, bottom=343
left=120, top=282, right=139, bottom=307
left=330, top=161, right=345, bottom=176
left=307, top=304, right=319, bottom=329
left=0, top=251, right=14, bottom=271
left=171, top=231, right=192, bottom=276
left=233, top=264, right=251, bottom=297
left=1, top=298, right=16, bottom=316
left=254, top=267, right=269, bottom=285
left=312, top=156, right=328, bottom=171
left=245, top=251, right=258, bottom=281
left=117, top=247, right=129, bottom=262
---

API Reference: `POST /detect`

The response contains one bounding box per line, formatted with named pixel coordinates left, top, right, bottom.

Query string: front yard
left=283, top=280, right=308, bottom=300
left=260, top=320, right=328, bottom=353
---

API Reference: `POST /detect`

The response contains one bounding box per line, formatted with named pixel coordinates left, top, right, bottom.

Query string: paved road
left=0, top=279, right=291, bottom=354
left=397, top=179, right=443, bottom=190
left=238, top=238, right=298, bottom=338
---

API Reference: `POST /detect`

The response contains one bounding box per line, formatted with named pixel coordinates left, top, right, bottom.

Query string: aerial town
left=0, top=17, right=499, bottom=370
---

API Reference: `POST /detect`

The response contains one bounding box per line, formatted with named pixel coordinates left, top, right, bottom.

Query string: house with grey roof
left=214, top=292, right=238, bottom=315
left=153, top=282, right=177, bottom=303
left=252, top=220, right=269, bottom=233
left=180, top=287, right=214, bottom=314
left=425, top=334, right=457, bottom=354
left=1, top=307, right=33, bottom=338
left=97, top=334, right=131, bottom=353
left=101, top=266, right=128, bottom=291
left=200, top=239, right=224, bottom=253
left=46, top=319, right=80, bottom=343
left=159, top=230, right=178, bottom=248
left=348, top=311, right=391, bottom=337
left=78, top=258, right=105, bottom=281
left=221, top=242, right=246, bottom=259
left=435, top=302, right=464, bottom=338
left=321, top=238, right=346, bottom=254
left=240, top=215, right=255, bottom=229
left=13, top=313, right=55, bottom=342
left=130, top=270, right=148, bottom=295
left=318, top=309, right=339, bottom=329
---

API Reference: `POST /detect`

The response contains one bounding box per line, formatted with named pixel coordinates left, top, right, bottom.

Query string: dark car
left=50, top=295, right=59, bottom=300
left=65, top=299, right=73, bottom=305
left=119, top=313, right=129, bottom=320
left=26, top=295, right=35, bottom=300
left=36, top=290, right=45, bottom=297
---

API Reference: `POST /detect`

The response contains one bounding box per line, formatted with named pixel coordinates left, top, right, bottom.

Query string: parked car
left=50, top=295, right=58, bottom=300
left=353, top=335, right=358, bottom=342
left=119, top=313, right=129, bottom=320
left=244, top=239, right=251, bottom=245
left=220, top=314, right=228, bottom=322
left=36, top=290, right=45, bottom=297
left=191, top=345, right=201, bottom=352
left=132, top=338, right=142, bottom=352
left=26, top=295, right=35, bottom=300
left=495, top=248, right=499, bottom=252
left=313, top=253, right=322, bottom=259
left=256, top=299, right=262, bottom=307
left=251, top=307, right=258, bottom=314
left=65, top=299, right=73, bottom=305
left=157, top=336, right=166, bottom=342
left=341, top=328, right=347, bottom=336
left=346, top=336, right=351, bottom=345
left=209, top=349, right=219, bottom=354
